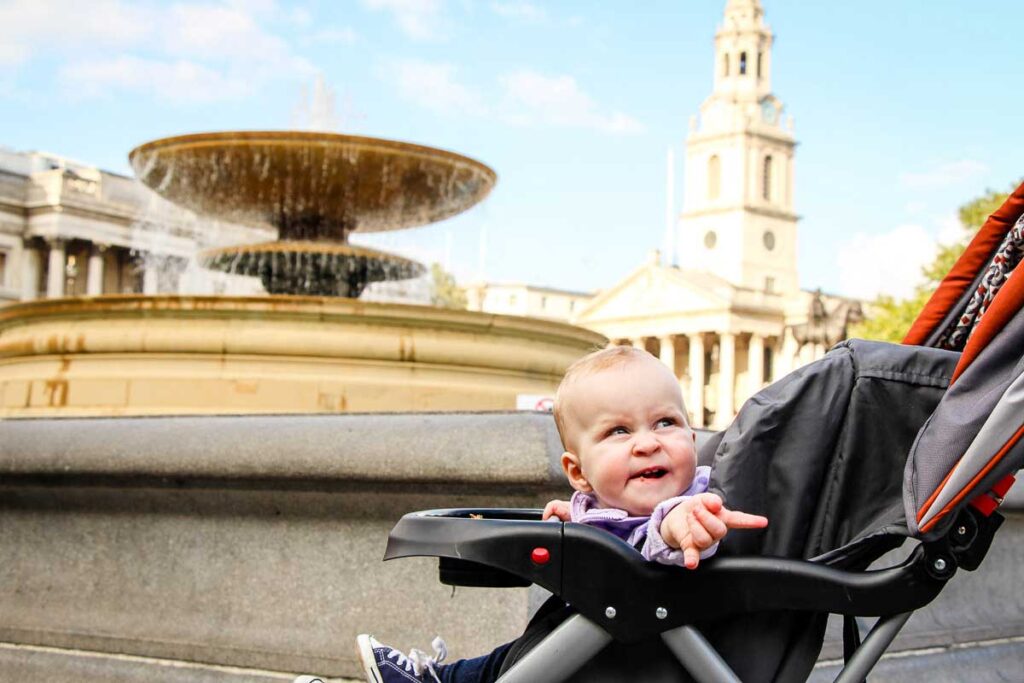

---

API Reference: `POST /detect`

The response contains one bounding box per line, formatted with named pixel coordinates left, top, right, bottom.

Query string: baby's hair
left=553, top=345, right=654, bottom=449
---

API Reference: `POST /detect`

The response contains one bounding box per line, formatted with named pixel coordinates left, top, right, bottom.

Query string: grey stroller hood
left=695, top=339, right=959, bottom=682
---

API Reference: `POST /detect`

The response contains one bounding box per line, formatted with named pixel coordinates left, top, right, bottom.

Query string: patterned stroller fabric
left=937, top=211, right=1024, bottom=350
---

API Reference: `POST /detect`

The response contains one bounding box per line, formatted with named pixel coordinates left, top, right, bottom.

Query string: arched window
left=757, top=52, right=763, bottom=78
left=762, top=155, right=773, bottom=201
left=739, top=51, right=747, bottom=75
left=708, top=155, right=721, bottom=200
left=722, top=54, right=730, bottom=77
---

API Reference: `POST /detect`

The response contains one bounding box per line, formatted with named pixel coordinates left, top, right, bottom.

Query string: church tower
left=678, top=0, right=798, bottom=295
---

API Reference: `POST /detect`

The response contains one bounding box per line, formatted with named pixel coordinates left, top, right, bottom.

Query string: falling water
left=130, top=130, right=494, bottom=299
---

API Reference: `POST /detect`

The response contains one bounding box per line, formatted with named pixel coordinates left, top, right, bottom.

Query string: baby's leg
left=436, top=641, right=514, bottom=683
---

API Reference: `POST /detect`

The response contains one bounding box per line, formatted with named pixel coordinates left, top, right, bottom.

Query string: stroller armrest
left=384, top=508, right=564, bottom=594
left=384, top=509, right=951, bottom=643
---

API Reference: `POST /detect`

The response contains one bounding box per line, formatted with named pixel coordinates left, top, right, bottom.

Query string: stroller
left=383, top=182, right=1024, bottom=682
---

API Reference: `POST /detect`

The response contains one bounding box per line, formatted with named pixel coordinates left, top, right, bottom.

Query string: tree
left=853, top=182, right=1017, bottom=342
left=429, top=262, right=467, bottom=309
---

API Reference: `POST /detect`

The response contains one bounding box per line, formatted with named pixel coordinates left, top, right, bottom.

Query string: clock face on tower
left=761, top=99, right=777, bottom=124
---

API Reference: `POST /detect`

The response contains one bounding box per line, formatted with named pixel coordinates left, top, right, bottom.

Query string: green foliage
left=852, top=181, right=1019, bottom=343
left=429, top=262, right=467, bottom=309
left=851, top=292, right=929, bottom=342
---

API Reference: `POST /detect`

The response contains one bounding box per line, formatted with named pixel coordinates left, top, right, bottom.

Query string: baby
left=347, top=346, right=768, bottom=683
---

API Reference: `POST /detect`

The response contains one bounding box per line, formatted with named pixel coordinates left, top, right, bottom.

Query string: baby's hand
left=542, top=499, right=571, bottom=521
left=659, top=493, right=768, bottom=569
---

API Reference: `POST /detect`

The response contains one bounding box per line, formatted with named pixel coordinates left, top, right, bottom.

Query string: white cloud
left=284, top=6, right=312, bottom=26
left=3, top=0, right=316, bottom=103
left=361, top=0, right=445, bottom=41
left=390, top=59, right=486, bottom=115
left=308, top=27, right=360, bottom=45
left=59, top=56, right=253, bottom=102
left=836, top=224, right=936, bottom=300
left=385, top=61, right=643, bottom=135
left=936, top=212, right=967, bottom=245
left=0, top=41, right=28, bottom=67
left=900, top=160, right=989, bottom=189
left=163, top=5, right=290, bottom=62
left=491, top=1, right=546, bottom=22
left=0, top=0, right=151, bottom=58
left=498, top=70, right=644, bottom=134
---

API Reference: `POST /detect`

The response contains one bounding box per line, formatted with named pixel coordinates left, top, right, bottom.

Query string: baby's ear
left=561, top=451, right=592, bottom=493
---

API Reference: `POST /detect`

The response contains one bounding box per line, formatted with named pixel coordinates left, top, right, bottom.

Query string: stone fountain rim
left=128, top=129, right=498, bottom=184
left=0, top=295, right=607, bottom=345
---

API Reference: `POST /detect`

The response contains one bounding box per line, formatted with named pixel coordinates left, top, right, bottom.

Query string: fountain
left=128, top=131, right=493, bottom=297
left=0, top=131, right=606, bottom=416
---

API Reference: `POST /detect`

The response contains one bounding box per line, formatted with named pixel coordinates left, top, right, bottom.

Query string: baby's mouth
left=631, top=466, right=668, bottom=480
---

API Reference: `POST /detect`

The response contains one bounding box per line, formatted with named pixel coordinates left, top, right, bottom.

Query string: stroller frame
left=384, top=501, right=1003, bottom=682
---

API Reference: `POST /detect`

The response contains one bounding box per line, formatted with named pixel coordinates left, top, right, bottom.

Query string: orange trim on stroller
left=918, top=421, right=1024, bottom=533
left=951, top=261, right=1024, bottom=383
left=904, top=182, right=1024, bottom=346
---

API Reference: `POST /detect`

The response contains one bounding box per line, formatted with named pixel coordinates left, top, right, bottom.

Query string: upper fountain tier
left=128, top=131, right=497, bottom=241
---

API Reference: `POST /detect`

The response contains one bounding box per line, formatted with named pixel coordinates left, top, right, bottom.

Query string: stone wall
left=0, top=414, right=1020, bottom=681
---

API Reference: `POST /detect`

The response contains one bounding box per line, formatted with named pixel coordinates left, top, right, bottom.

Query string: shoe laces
left=387, top=637, right=448, bottom=681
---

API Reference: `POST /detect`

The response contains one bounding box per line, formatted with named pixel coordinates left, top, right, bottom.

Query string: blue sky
left=2, top=0, right=1021, bottom=299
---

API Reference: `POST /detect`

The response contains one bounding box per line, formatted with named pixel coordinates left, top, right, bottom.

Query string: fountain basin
left=129, top=131, right=497, bottom=238
left=0, top=296, right=606, bottom=417
left=198, top=241, right=425, bottom=297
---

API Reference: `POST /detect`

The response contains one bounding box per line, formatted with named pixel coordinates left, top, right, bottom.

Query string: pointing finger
left=720, top=509, right=769, bottom=529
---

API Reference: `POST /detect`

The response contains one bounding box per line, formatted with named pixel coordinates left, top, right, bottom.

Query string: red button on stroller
left=384, top=183, right=1024, bottom=682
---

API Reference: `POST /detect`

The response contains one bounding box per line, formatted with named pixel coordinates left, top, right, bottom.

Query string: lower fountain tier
left=0, top=296, right=607, bottom=417
left=199, top=241, right=425, bottom=297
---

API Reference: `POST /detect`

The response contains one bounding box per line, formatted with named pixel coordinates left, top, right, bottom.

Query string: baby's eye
left=655, top=417, right=676, bottom=428
left=608, top=426, right=629, bottom=436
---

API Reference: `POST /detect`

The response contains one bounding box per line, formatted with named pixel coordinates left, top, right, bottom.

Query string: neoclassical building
left=0, top=147, right=268, bottom=305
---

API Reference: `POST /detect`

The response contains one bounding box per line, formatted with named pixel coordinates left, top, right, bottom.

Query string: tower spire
left=677, top=0, right=797, bottom=295
left=713, top=0, right=773, bottom=102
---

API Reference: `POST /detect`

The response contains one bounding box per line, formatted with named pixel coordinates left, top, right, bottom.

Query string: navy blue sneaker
left=356, top=634, right=448, bottom=683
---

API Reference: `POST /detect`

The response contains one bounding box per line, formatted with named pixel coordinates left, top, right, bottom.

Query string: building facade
left=0, top=147, right=268, bottom=305
left=465, top=282, right=593, bottom=322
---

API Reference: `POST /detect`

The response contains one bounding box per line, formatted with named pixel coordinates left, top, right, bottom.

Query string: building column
left=632, top=337, right=647, bottom=351
left=747, top=333, right=765, bottom=396
left=781, top=327, right=800, bottom=376
left=717, top=332, right=736, bottom=428
left=658, top=335, right=676, bottom=377
left=20, top=242, right=41, bottom=301
left=687, top=333, right=705, bottom=428
left=45, top=238, right=66, bottom=298
left=142, top=255, right=159, bottom=295
left=86, top=244, right=106, bottom=296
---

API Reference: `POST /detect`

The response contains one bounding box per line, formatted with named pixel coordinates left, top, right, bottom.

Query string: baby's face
left=560, top=355, right=697, bottom=516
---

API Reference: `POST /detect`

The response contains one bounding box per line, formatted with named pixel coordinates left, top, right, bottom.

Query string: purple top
left=569, top=466, right=716, bottom=566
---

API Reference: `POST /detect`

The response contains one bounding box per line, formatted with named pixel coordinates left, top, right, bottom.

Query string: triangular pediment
left=575, top=263, right=735, bottom=324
